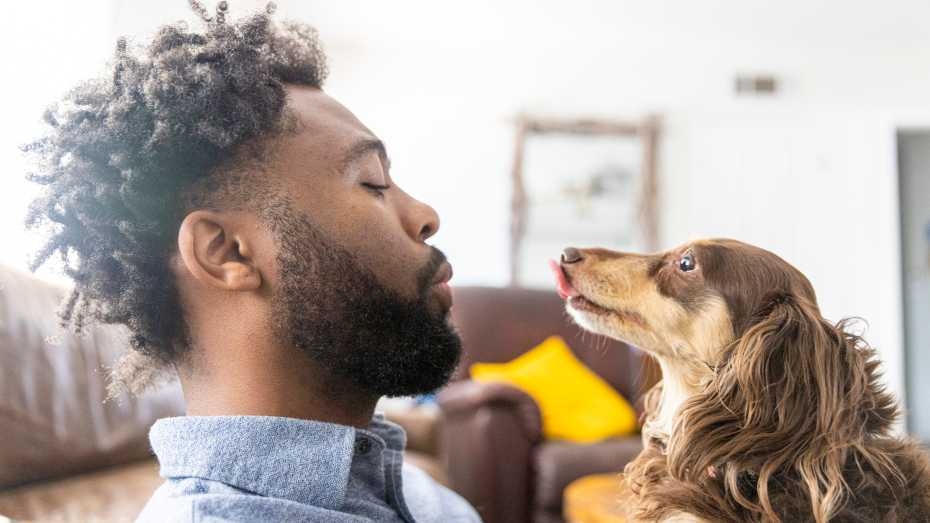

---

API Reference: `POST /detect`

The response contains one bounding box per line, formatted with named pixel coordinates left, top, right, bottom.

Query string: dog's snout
left=561, top=247, right=583, bottom=264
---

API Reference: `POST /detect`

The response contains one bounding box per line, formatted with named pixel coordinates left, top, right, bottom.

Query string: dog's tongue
left=548, top=259, right=579, bottom=300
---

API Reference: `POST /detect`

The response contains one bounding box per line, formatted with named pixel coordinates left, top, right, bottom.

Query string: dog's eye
left=679, top=253, right=696, bottom=272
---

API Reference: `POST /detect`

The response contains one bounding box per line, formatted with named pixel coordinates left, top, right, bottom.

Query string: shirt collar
left=149, top=414, right=406, bottom=509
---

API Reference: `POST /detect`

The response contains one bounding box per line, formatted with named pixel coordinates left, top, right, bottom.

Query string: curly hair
left=23, top=1, right=328, bottom=386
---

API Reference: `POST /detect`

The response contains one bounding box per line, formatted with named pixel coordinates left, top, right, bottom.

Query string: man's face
left=265, top=86, right=452, bottom=313
left=247, top=86, right=461, bottom=397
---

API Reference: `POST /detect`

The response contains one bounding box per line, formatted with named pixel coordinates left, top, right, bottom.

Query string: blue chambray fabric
left=136, top=414, right=481, bottom=522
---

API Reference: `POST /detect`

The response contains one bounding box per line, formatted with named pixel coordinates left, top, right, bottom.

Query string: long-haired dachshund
left=551, top=239, right=930, bottom=522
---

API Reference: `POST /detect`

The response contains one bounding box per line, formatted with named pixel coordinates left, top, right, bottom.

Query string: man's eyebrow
left=342, top=138, right=390, bottom=171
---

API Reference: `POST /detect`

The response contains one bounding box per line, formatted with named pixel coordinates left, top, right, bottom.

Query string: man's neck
left=179, top=350, right=379, bottom=429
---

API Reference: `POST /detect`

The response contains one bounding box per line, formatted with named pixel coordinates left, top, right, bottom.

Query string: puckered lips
left=432, top=262, right=454, bottom=310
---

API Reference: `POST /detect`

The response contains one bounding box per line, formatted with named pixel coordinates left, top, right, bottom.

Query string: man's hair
left=23, top=2, right=327, bottom=380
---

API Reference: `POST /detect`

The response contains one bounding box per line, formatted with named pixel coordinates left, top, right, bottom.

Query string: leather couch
left=440, top=287, right=657, bottom=523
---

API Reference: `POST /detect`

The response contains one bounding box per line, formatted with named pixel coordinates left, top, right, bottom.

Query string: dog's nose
left=561, top=247, right=583, bottom=264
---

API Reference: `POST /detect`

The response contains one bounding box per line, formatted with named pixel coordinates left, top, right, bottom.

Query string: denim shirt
left=136, top=415, right=481, bottom=522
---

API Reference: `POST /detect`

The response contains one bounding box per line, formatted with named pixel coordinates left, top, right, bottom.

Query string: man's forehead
left=275, top=85, right=381, bottom=159
left=258, top=85, right=386, bottom=182
left=284, top=85, right=372, bottom=136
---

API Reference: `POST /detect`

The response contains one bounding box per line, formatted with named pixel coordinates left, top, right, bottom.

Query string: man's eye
left=361, top=183, right=390, bottom=197
left=679, top=253, right=696, bottom=272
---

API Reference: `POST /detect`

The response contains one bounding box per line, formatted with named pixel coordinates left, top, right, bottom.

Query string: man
left=25, top=3, right=479, bottom=522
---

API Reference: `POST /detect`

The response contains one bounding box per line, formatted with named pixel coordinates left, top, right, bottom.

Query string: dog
left=550, top=239, right=930, bottom=522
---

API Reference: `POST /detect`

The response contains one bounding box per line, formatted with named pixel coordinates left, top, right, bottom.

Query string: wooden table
left=563, top=473, right=628, bottom=523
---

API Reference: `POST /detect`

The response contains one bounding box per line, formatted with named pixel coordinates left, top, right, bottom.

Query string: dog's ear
left=666, top=294, right=901, bottom=523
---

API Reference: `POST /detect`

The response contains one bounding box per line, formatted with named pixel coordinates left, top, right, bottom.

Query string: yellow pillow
left=470, top=336, right=637, bottom=443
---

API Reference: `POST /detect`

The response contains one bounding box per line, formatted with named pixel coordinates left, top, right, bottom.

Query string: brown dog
left=552, top=239, right=930, bottom=522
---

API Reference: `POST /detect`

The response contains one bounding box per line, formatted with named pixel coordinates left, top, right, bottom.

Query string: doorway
left=897, top=131, right=930, bottom=442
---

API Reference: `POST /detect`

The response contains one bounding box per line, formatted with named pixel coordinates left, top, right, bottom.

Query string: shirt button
left=355, top=437, right=372, bottom=455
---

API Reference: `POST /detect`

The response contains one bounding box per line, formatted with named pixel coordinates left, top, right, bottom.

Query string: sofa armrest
left=437, top=380, right=542, bottom=444
left=436, top=380, right=542, bottom=523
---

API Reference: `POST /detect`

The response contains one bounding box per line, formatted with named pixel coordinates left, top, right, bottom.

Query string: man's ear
left=177, top=210, right=263, bottom=291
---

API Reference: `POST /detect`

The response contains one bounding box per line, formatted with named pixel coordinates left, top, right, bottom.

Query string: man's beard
left=269, top=206, right=462, bottom=398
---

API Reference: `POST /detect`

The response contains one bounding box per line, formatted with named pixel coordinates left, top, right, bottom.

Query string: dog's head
left=554, top=239, right=901, bottom=522
left=554, top=238, right=815, bottom=367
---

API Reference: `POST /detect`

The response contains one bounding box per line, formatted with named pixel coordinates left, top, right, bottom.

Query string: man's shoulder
left=402, top=463, right=482, bottom=522
left=135, top=479, right=367, bottom=523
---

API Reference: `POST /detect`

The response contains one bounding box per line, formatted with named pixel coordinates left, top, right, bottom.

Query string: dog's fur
left=559, top=239, right=930, bottom=522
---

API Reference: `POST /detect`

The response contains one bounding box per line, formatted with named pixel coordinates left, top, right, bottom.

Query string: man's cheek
left=355, top=244, right=419, bottom=295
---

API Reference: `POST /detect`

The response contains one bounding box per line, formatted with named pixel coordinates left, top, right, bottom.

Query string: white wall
left=6, top=0, right=929, bottom=414
left=0, top=0, right=118, bottom=281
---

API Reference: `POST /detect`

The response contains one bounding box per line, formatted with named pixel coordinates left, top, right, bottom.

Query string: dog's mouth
left=566, top=294, right=614, bottom=315
left=548, top=260, right=646, bottom=326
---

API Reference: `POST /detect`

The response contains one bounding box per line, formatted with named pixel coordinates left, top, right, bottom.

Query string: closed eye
left=361, top=182, right=391, bottom=197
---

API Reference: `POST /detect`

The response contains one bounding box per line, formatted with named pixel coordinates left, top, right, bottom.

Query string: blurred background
left=1, top=1, right=929, bottom=522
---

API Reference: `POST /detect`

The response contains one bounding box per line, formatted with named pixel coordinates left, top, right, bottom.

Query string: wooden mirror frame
left=509, top=114, right=661, bottom=285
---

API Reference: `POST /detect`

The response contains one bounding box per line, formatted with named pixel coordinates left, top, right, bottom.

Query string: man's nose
left=404, top=197, right=440, bottom=242
left=561, top=247, right=583, bottom=264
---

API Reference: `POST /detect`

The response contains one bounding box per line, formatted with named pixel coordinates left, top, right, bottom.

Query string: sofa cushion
left=0, top=458, right=161, bottom=521
left=532, top=436, right=643, bottom=512
left=470, top=336, right=638, bottom=443
left=0, top=265, right=185, bottom=488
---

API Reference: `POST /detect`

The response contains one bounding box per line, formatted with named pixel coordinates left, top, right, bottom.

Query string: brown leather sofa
left=440, top=287, right=656, bottom=523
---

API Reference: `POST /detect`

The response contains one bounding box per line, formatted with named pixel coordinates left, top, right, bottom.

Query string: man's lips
left=431, top=262, right=454, bottom=310
left=433, top=262, right=453, bottom=286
